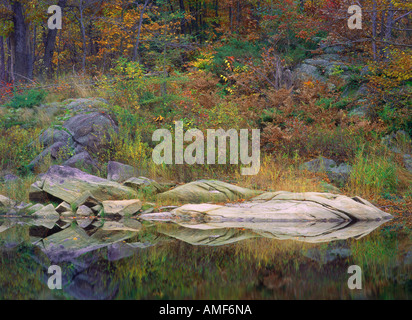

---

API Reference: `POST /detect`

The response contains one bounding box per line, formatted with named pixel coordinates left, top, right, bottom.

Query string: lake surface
left=0, top=216, right=411, bottom=300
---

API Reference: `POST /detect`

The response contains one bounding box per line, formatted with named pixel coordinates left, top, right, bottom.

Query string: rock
left=295, top=64, right=326, bottom=83
left=169, top=191, right=392, bottom=222
left=28, top=180, right=49, bottom=203
left=124, top=177, right=165, bottom=194
left=65, top=98, right=109, bottom=113
left=1, top=173, right=19, bottom=183
left=301, top=157, right=337, bottom=172
left=56, top=202, right=73, bottom=215
left=324, top=62, right=348, bottom=76
left=327, top=163, right=352, bottom=186
left=320, top=181, right=341, bottom=194
left=0, top=195, right=15, bottom=208
left=349, top=100, right=369, bottom=118
left=322, top=44, right=345, bottom=54
left=356, top=84, right=369, bottom=97
left=403, top=154, right=412, bottom=173
left=382, top=130, right=412, bottom=154
left=107, top=161, right=140, bottom=183
left=304, top=58, right=331, bottom=67
left=63, top=112, right=118, bottom=155
left=76, top=205, right=94, bottom=217
left=102, top=200, right=142, bottom=216
left=27, top=203, right=45, bottom=215
left=301, top=157, right=351, bottom=186
left=28, top=99, right=115, bottom=173
left=91, top=204, right=102, bottom=213
left=15, top=202, right=33, bottom=213
left=71, top=191, right=100, bottom=209
left=360, top=66, right=370, bottom=76
left=157, top=180, right=263, bottom=204
left=37, top=128, right=73, bottom=149
left=303, top=58, right=348, bottom=76
left=63, top=152, right=99, bottom=173
left=29, top=141, right=72, bottom=170
left=29, top=165, right=138, bottom=205
left=32, top=204, right=60, bottom=220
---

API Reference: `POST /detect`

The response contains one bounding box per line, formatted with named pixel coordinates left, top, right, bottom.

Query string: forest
left=0, top=0, right=411, bottom=221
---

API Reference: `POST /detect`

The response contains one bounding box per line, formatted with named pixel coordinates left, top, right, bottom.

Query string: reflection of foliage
left=0, top=234, right=47, bottom=299
left=0, top=223, right=410, bottom=300
left=350, top=229, right=400, bottom=281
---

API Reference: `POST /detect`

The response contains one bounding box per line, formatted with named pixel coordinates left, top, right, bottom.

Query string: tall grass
left=347, top=146, right=399, bottom=198
left=0, top=175, right=38, bottom=203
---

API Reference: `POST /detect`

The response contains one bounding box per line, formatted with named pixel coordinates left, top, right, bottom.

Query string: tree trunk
left=179, top=0, right=186, bottom=34
left=79, top=3, right=87, bottom=74
left=0, top=37, right=6, bottom=84
left=11, top=1, right=31, bottom=82
left=372, top=0, right=377, bottom=60
left=133, top=0, right=151, bottom=61
left=44, top=0, right=67, bottom=78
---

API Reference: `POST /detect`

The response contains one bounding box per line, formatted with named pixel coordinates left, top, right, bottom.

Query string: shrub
left=207, top=39, right=262, bottom=75
left=0, top=126, right=43, bottom=172
left=4, top=89, right=47, bottom=109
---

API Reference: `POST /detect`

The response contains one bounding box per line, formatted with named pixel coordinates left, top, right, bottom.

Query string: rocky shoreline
left=0, top=164, right=392, bottom=225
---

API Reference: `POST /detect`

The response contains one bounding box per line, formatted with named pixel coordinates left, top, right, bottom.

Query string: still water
left=0, top=216, right=411, bottom=300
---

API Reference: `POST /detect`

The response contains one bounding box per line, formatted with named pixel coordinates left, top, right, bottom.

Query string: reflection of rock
left=56, top=202, right=73, bottom=216
left=29, top=166, right=138, bottom=205
left=64, top=264, right=119, bottom=300
left=156, top=223, right=258, bottom=246
left=31, top=204, right=60, bottom=229
left=76, top=205, right=94, bottom=217
left=38, top=225, right=138, bottom=262
left=304, top=247, right=351, bottom=264
left=107, top=242, right=153, bottom=261
left=101, top=219, right=142, bottom=232
left=157, top=180, right=262, bottom=204
left=169, top=191, right=392, bottom=222
left=165, top=219, right=388, bottom=244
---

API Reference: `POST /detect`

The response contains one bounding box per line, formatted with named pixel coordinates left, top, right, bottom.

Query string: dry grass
left=236, top=154, right=323, bottom=193
left=0, top=175, right=38, bottom=203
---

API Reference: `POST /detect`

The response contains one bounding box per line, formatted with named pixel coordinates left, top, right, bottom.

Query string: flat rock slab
left=157, top=180, right=263, bottom=204
left=169, top=191, right=392, bottom=222
left=124, top=177, right=165, bottom=194
left=29, top=165, right=138, bottom=205
left=102, top=200, right=142, bottom=216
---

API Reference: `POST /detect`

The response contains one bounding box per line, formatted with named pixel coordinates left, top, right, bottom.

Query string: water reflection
left=0, top=216, right=410, bottom=300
